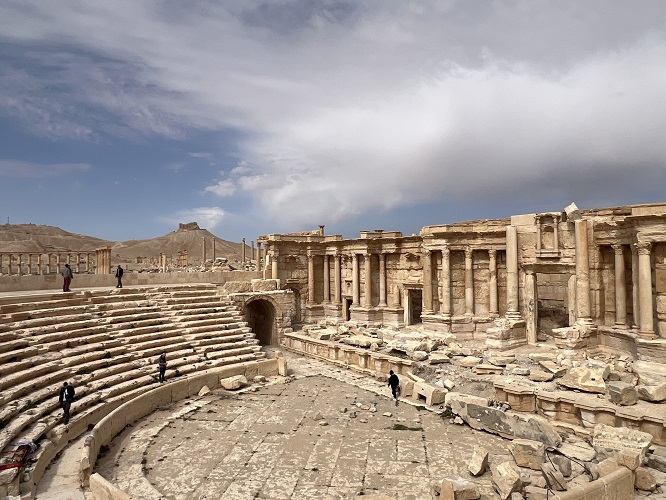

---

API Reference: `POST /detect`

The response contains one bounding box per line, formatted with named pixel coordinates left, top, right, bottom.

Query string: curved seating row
left=0, top=284, right=265, bottom=498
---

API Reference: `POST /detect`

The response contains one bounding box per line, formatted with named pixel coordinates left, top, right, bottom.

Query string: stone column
left=506, top=226, right=520, bottom=319
left=489, top=249, right=498, bottom=315
left=422, top=248, right=433, bottom=314
left=251, top=241, right=255, bottom=262
left=525, top=269, right=538, bottom=344
left=202, top=237, right=207, bottom=263
left=263, top=245, right=268, bottom=271
left=574, top=220, right=592, bottom=322
left=632, top=246, right=639, bottom=329
left=307, top=251, right=315, bottom=304
left=553, top=215, right=560, bottom=251
left=363, top=253, right=372, bottom=307
left=213, top=238, right=216, bottom=261
left=242, top=238, right=246, bottom=263
left=334, top=252, right=342, bottom=304
left=378, top=253, right=387, bottom=307
left=440, top=246, right=451, bottom=319
left=76, top=253, right=81, bottom=273
left=352, top=254, right=360, bottom=305
left=323, top=254, right=330, bottom=303
left=636, top=242, right=655, bottom=337
left=18, top=254, right=23, bottom=275
left=464, top=247, right=474, bottom=316
left=271, top=249, right=278, bottom=280
left=37, top=254, right=43, bottom=275
left=612, top=244, right=627, bottom=327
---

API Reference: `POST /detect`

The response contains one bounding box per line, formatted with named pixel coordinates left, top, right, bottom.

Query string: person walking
left=158, top=352, right=167, bottom=382
left=115, top=265, right=124, bottom=288
left=388, top=370, right=400, bottom=401
left=61, top=263, right=73, bottom=292
left=59, top=381, right=75, bottom=424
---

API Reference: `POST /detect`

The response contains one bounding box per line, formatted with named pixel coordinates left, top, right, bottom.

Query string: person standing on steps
left=158, top=352, right=167, bottom=382
left=388, top=370, right=400, bottom=401
left=61, top=263, right=73, bottom=292
left=115, top=265, right=124, bottom=288
left=59, top=381, right=75, bottom=424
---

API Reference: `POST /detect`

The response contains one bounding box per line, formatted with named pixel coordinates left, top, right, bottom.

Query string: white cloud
left=160, top=207, right=226, bottom=230
left=0, top=159, right=90, bottom=178
left=203, top=179, right=236, bottom=197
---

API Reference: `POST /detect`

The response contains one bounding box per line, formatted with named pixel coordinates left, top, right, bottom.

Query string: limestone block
left=429, top=352, right=451, bottom=364
left=529, top=370, right=553, bottom=382
left=253, top=375, right=267, bottom=383
left=411, top=350, right=428, bottom=361
left=223, top=281, right=252, bottom=293
left=538, top=361, right=566, bottom=377
left=606, top=381, right=638, bottom=406
left=635, top=467, right=657, bottom=491
left=277, top=357, right=288, bottom=376
left=557, top=436, right=597, bottom=462
left=468, top=446, right=489, bottom=476
left=457, top=356, right=483, bottom=367
left=439, top=477, right=480, bottom=500
left=491, top=461, right=522, bottom=500
left=220, top=375, right=247, bottom=390
left=413, top=382, right=445, bottom=406
left=616, top=449, right=642, bottom=470
left=558, top=367, right=607, bottom=393
left=523, top=485, right=549, bottom=500
left=540, top=463, right=566, bottom=491
left=510, top=439, right=545, bottom=470
left=647, top=453, right=666, bottom=472
left=593, top=458, right=621, bottom=478
left=251, top=278, right=278, bottom=291
left=592, top=424, right=653, bottom=460
left=511, top=367, right=530, bottom=376
left=198, top=385, right=210, bottom=396
left=488, top=355, right=515, bottom=366
left=550, top=455, right=571, bottom=477
left=475, top=364, right=504, bottom=375
left=340, top=335, right=380, bottom=348
left=637, top=380, right=666, bottom=402
left=564, top=202, right=581, bottom=220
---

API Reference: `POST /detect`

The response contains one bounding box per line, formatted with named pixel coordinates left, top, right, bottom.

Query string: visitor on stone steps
left=59, top=381, right=75, bottom=425
left=388, top=370, right=400, bottom=401
left=115, top=265, right=124, bottom=288
left=61, top=263, right=73, bottom=292
left=158, top=352, right=167, bottom=382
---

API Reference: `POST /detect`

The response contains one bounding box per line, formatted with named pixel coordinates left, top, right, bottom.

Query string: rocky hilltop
left=0, top=223, right=250, bottom=264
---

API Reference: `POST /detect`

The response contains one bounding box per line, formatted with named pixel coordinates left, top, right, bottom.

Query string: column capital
left=488, top=248, right=497, bottom=258
left=635, top=241, right=652, bottom=255
left=464, top=246, right=473, bottom=258
left=351, top=253, right=358, bottom=262
left=441, top=244, right=450, bottom=257
left=611, top=243, right=624, bottom=254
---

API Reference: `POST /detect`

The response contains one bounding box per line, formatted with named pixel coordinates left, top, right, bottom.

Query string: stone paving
left=96, top=354, right=513, bottom=499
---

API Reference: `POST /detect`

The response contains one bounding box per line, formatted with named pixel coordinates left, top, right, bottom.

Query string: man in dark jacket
left=115, top=265, right=124, bottom=288
left=59, top=382, right=75, bottom=424
left=388, top=370, right=400, bottom=401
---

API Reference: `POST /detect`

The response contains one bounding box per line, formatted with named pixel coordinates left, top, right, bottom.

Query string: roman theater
left=1, top=202, right=665, bottom=499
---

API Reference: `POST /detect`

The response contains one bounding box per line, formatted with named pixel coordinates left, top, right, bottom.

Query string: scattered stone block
left=637, top=380, right=666, bottom=402
left=538, top=361, right=566, bottom=377
left=251, top=278, right=278, bottom=291
left=429, top=352, right=451, bottom=364
left=510, top=439, right=545, bottom=470
left=540, top=463, right=566, bottom=491
left=558, top=366, right=607, bottom=393
left=488, top=355, right=515, bottom=366
left=468, top=446, right=489, bottom=476
left=220, top=375, right=247, bottom=390
left=491, top=461, right=522, bottom=500
left=439, top=477, right=480, bottom=500
left=411, top=350, right=429, bottom=361
left=528, top=370, right=553, bottom=382
left=457, top=356, right=483, bottom=367
left=277, top=357, right=288, bottom=376
left=616, top=449, right=642, bottom=470
left=550, top=455, right=571, bottom=477
left=198, top=385, right=210, bottom=396
left=557, top=435, right=596, bottom=462
left=593, top=458, right=621, bottom=478
left=443, top=379, right=455, bottom=390
left=592, top=423, right=652, bottom=460
left=523, top=485, right=549, bottom=500
left=606, top=381, right=638, bottom=406
left=635, top=466, right=657, bottom=491
left=511, top=367, right=530, bottom=376
left=253, top=375, right=267, bottom=383
left=475, top=364, right=504, bottom=375
left=647, top=453, right=666, bottom=472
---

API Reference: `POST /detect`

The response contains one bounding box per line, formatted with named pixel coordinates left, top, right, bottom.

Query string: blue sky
left=1, top=1, right=666, bottom=243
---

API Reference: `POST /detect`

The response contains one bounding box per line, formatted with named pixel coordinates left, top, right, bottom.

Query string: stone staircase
left=0, top=284, right=264, bottom=498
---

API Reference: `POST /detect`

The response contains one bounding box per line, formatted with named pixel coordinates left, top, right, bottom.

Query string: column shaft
left=464, top=247, right=474, bottom=315
left=612, top=244, right=627, bottom=326
left=307, top=252, right=315, bottom=304
left=378, top=253, right=387, bottom=307
left=323, top=254, right=330, bottom=303
left=637, top=242, right=654, bottom=336
left=506, top=226, right=520, bottom=317
left=440, top=246, right=451, bottom=317
left=334, top=254, right=342, bottom=304
left=352, top=254, right=359, bottom=305
left=363, top=254, right=372, bottom=307
left=489, top=249, right=498, bottom=315
left=422, top=249, right=433, bottom=313
left=574, top=220, right=591, bottom=321
left=271, top=250, right=278, bottom=280
left=632, top=246, right=639, bottom=328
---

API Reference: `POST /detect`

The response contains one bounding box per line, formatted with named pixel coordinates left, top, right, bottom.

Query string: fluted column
left=323, top=254, right=330, bottom=304
left=632, top=246, right=639, bottom=329
left=574, top=220, right=591, bottom=322
left=334, top=252, right=342, bottom=304
left=8, top=254, right=13, bottom=274
left=637, top=242, right=655, bottom=337
left=464, top=247, right=474, bottom=316
left=440, top=246, right=451, bottom=318
left=202, top=237, right=207, bottom=263
left=422, top=248, right=433, bottom=313
left=489, top=249, right=498, bottom=315
left=242, top=238, right=246, bottom=263
left=213, top=239, right=217, bottom=261
left=352, top=254, right=360, bottom=305
left=506, top=226, right=520, bottom=319
left=307, top=251, right=315, bottom=304
left=271, top=249, right=278, bottom=280
left=612, top=244, right=627, bottom=327
left=378, top=253, right=387, bottom=307
left=363, top=253, right=372, bottom=307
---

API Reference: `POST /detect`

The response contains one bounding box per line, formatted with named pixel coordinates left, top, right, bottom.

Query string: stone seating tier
left=0, top=284, right=265, bottom=494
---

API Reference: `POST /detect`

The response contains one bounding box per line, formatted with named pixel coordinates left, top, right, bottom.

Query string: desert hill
left=0, top=224, right=250, bottom=264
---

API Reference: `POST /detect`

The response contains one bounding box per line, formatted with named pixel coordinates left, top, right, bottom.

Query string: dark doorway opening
left=244, top=299, right=276, bottom=345
left=409, top=289, right=422, bottom=324
left=344, top=298, right=353, bottom=321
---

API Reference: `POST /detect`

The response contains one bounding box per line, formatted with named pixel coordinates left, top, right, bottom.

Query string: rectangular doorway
left=408, top=289, right=422, bottom=325
left=344, top=298, right=353, bottom=321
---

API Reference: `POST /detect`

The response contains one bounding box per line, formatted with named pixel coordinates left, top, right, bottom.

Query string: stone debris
left=491, top=461, right=522, bottom=500
left=467, top=446, right=489, bottom=476
left=220, top=374, right=247, bottom=390
left=557, top=435, right=597, bottom=462
left=382, top=412, right=392, bottom=417
left=437, top=477, right=480, bottom=500
left=635, top=466, right=657, bottom=491
left=197, top=385, right=210, bottom=396
left=592, top=423, right=653, bottom=460
left=606, top=381, right=638, bottom=406
left=537, top=361, right=566, bottom=377
left=540, top=463, right=566, bottom=491
left=509, top=439, right=545, bottom=470
left=558, top=366, right=607, bottom=393
left=528, top=370, right=553, bottom=382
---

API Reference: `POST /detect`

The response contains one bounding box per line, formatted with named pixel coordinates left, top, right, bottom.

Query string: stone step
left=110, top=322, right=182, bottom=338
left=0, top=297, right=85, bottom=315
left=12, top=317, right=101, bottom=336
left=32, top=332, right=114, bottom=353
left=0, top=347, right=41, bottom=373
left=106, top=315, right=172, bottom=329
left=2, top=304, right=91, bottom=322
left=0, top=360, right=62, bottom=396
left=96, top=307, right=161, bottom=319
left=0, top=338, right=30, bottom=355
left=28, top=325, right=110, bottom=347
left=165, top=306, right=237, bottom=318
left=170, top=310, right=239, bottom=324
left=155, top=296, right=225, bottom=307
left=0, top=331, right=19, bottom=342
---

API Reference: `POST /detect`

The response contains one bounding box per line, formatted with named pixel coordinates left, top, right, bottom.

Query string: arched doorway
left=244, top=299, right=276, bottom=346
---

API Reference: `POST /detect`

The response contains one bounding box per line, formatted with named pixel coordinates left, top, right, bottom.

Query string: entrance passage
left=344, top=298, right=353, bottom=321
left=409, top=289, right=422, bottom=325
left=244, top=299, right=276, bottom=346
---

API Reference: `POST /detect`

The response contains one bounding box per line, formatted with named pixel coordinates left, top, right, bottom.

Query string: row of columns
left=611, top=241, right=654, bottom=336
left=422, top=245, right=502, bottom=318
left=0, top=253, right=94, bottom=275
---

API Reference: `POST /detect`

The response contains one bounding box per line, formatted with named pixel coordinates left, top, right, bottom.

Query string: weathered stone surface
left=446, top=392, right=561, bottom=447
left=592, top=423, right=653, bottom=459
left=429, top=352, right=451, bottom=364
left=606, top=381, right=638, bottom=406
left=635, top=466, right=657, bottom=491
left=616, top=449, right=642, bottom=470
left=468, top=446, right=489, bottom=476
left=557, top=435, right=596, bottom=462
left=488, top=355, right=515, bottom=367
left=439, top=477, right=480, bottom=500
left=222, top=280, right=252, bottom=293
left=340, top=335, right=380, bottom=348
left=593, top=458, right=621, bottom=478
left=457, top=356, right=483, bottom=367
left=220, top=374, right=247, bottom=390
left=528, top=370, right=553, bottom=382
left=538, top=361, right=566, bottom=377
left=540, top=463, right=566, bottom=491
left=510, top=439, right=545, bottom=470
left=197, top=385, right=210, bottom=396
left=251, top=278, right=278, bottom=291
left=637, top=380, right=666, bottom=402
left=411, top=350, right=429, bottom=361
left=558, top=366, right=607, bottom=393
left=647, top=453, right=666, bottom=472
left=550, top=455, right=571, bottom=477
left=491, top=461, right=522, bottom=500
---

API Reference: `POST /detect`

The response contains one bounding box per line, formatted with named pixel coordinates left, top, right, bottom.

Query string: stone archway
left=244, top=299, right=277, bottom=346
